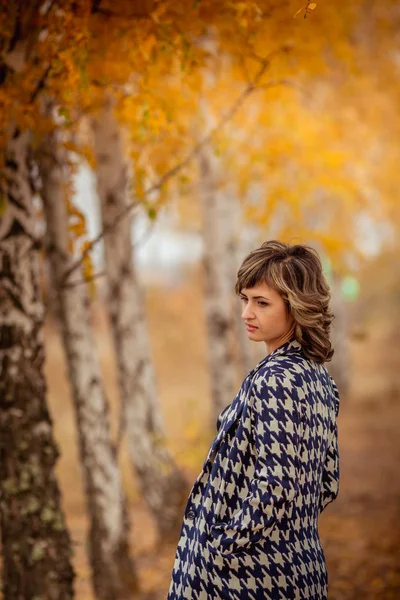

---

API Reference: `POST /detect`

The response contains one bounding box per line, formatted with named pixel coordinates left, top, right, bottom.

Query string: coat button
left=187, top=509, right=196, bottom=520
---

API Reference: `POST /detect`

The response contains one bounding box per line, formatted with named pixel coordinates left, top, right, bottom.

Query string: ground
left=320, top=317, right=400, bottom=599
left=7, top=265, right=400, bottom=599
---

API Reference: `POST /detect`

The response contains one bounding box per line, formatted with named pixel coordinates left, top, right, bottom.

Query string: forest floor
left=316, top=318, right=400, bottom=600
left=41, top=274, right=400, bottom=599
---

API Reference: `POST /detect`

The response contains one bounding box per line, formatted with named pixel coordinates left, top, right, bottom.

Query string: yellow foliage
left=1, top=0, right=399, bottom=270
left=81, top=249, right=96, bottom=299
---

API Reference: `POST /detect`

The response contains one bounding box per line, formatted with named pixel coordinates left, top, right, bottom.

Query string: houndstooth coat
left=167, top=338, right=340, bottom=600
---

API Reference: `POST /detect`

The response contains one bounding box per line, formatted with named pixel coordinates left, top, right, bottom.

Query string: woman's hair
left=235, top=240, right=334, bottom=364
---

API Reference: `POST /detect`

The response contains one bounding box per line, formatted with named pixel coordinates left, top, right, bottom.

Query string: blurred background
left=1, top=0, right=400, bottom=599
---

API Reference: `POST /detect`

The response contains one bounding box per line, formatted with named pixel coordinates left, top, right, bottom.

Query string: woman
left=167, top=240, right=340, bottom=600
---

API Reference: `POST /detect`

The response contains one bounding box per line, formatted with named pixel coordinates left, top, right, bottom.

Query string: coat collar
left=198, top=338, right=303, bottom=475
left=247, top=338, right=303, bottom=378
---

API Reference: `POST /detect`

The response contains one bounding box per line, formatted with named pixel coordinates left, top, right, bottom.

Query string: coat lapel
left=199, top=338, right=303, bottom=473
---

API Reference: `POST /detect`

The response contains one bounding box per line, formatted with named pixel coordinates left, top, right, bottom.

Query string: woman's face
left=239, top=281, right=295, bottom=351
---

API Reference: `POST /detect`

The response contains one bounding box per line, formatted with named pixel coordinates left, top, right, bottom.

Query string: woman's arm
left=207, top=371, right=303, bottom=555
left=318, top=377, right=340, bottom=514
left=216, top=404, right=231, bottom=432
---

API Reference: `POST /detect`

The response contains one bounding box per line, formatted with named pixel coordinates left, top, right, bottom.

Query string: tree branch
left=30, top=64, right=51, bottom=103
left=61, top=269, right=106, bottom=290
left=60, top=49, right=289, bottom=287
left=91, top=0, right=152, bottom=19
left=61, top=215, right=159, bottom=290
left=255, top=78, right=311, bottom=99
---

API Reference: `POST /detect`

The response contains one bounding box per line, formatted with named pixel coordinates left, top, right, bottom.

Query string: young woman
left=168, top=240, right=340, bottom=600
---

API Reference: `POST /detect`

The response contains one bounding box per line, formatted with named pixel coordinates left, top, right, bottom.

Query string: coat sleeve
left=318, top=377, right=340, bottom=514
left=207, top=372, right=303, bottom=555
left=216, top=404, right=231, bottom=432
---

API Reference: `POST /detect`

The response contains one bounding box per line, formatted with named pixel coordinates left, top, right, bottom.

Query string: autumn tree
left=197, top=129, right=238, bottom=420
left=2, top=2, right=400, bottom=595
left=0, top=1, right=92, bottom=597
left=91, top=94, right=188, bottom=541
left=0, top=3, right=296, bottom=594
left=0, top=6, right=300, bottom=595
left=66, top=1, right=296, bottom=519
left=37, top=98, right=138, bottom=599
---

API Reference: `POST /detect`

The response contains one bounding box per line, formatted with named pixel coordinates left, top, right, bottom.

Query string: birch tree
left=0, top=127, right=75, bottom=600
left=328, top=271, right=350, bottom=396
left=197, top=108, right=237, bottom=422
left=91, top=96, right=188, bottom=541
left=228, top=198, right=257, bottom=379
left=0, top=7, right=77, bottom=597
left=37, top=105, right=138, bottom=599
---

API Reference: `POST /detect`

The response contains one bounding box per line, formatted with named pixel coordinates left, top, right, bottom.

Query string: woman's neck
left=265, top=325, right=295, bottom=355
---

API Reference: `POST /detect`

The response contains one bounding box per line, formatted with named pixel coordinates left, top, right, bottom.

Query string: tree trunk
left=197, top=141, right=237, bottom=424
left=328, top=271, right=350, bottom=396
left=0, top=128, right=75, bottom=599
left=37, top=112, right=138, bottom=600
left=228, top=199, right=255, bottom=379
left=91, top=97, right=188, bottom=543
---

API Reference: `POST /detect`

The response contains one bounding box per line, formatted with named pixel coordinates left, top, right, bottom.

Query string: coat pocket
left=205, top=518, right=257, bottom=557
left=204, top=530, right=259, bottom=571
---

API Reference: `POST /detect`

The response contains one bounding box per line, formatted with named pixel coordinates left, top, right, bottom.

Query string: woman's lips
left=246, top=324, right=258, bottom=332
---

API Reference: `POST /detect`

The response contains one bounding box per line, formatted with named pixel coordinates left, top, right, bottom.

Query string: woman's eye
left=240, top=297, right=267, bottom=307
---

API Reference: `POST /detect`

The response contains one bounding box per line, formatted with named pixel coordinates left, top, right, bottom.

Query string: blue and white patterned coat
left=168, top=339, right=340, bottom=600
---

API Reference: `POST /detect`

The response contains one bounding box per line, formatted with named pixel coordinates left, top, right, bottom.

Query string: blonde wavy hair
left=235, top=240, right=334, bottom=364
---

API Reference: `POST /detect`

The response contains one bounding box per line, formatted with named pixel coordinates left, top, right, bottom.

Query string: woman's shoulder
left=257, top=351, right=308, bottom=377
left=254, top=351, right=333, bottom=388
left=250, top=359, right=302, bottom=394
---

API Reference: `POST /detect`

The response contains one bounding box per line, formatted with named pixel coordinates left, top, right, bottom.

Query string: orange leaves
left=66, top=198, right=96, bottom=294
left=294, top=2, right=317, bottom=19
left=81, top=241, right=96, bottom=297
left=0, top=0, right=312, bottom=161
left=79, top=143, right=96, bottom=170
left=231, top=1, right=261, bottom=31
left=140, top=33, right=157, bottom=61
left=68, top=220, right=86, bottom=240
left=67, top=197, right=88, bottom=251
left=67, top=199, right=86, bottom=233
left=133, top=164, right=147, bottom=200
left=1, top=0, right=398, bottom=280
left=1, top=1, right=92, bottom=157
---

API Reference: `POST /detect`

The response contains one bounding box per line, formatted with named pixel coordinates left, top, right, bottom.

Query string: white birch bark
left=227, top=199, right=256, bottom=379
left=197, top=139, right=237, bottom=423
left=37, top=108, right=137, bottom=600
left=91, top=97, right=188, bottom=541
left=0, top=125, right=75, bottom=598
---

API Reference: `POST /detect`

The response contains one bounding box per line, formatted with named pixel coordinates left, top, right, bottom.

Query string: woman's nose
left=242, top=303, right=255, bottom=320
